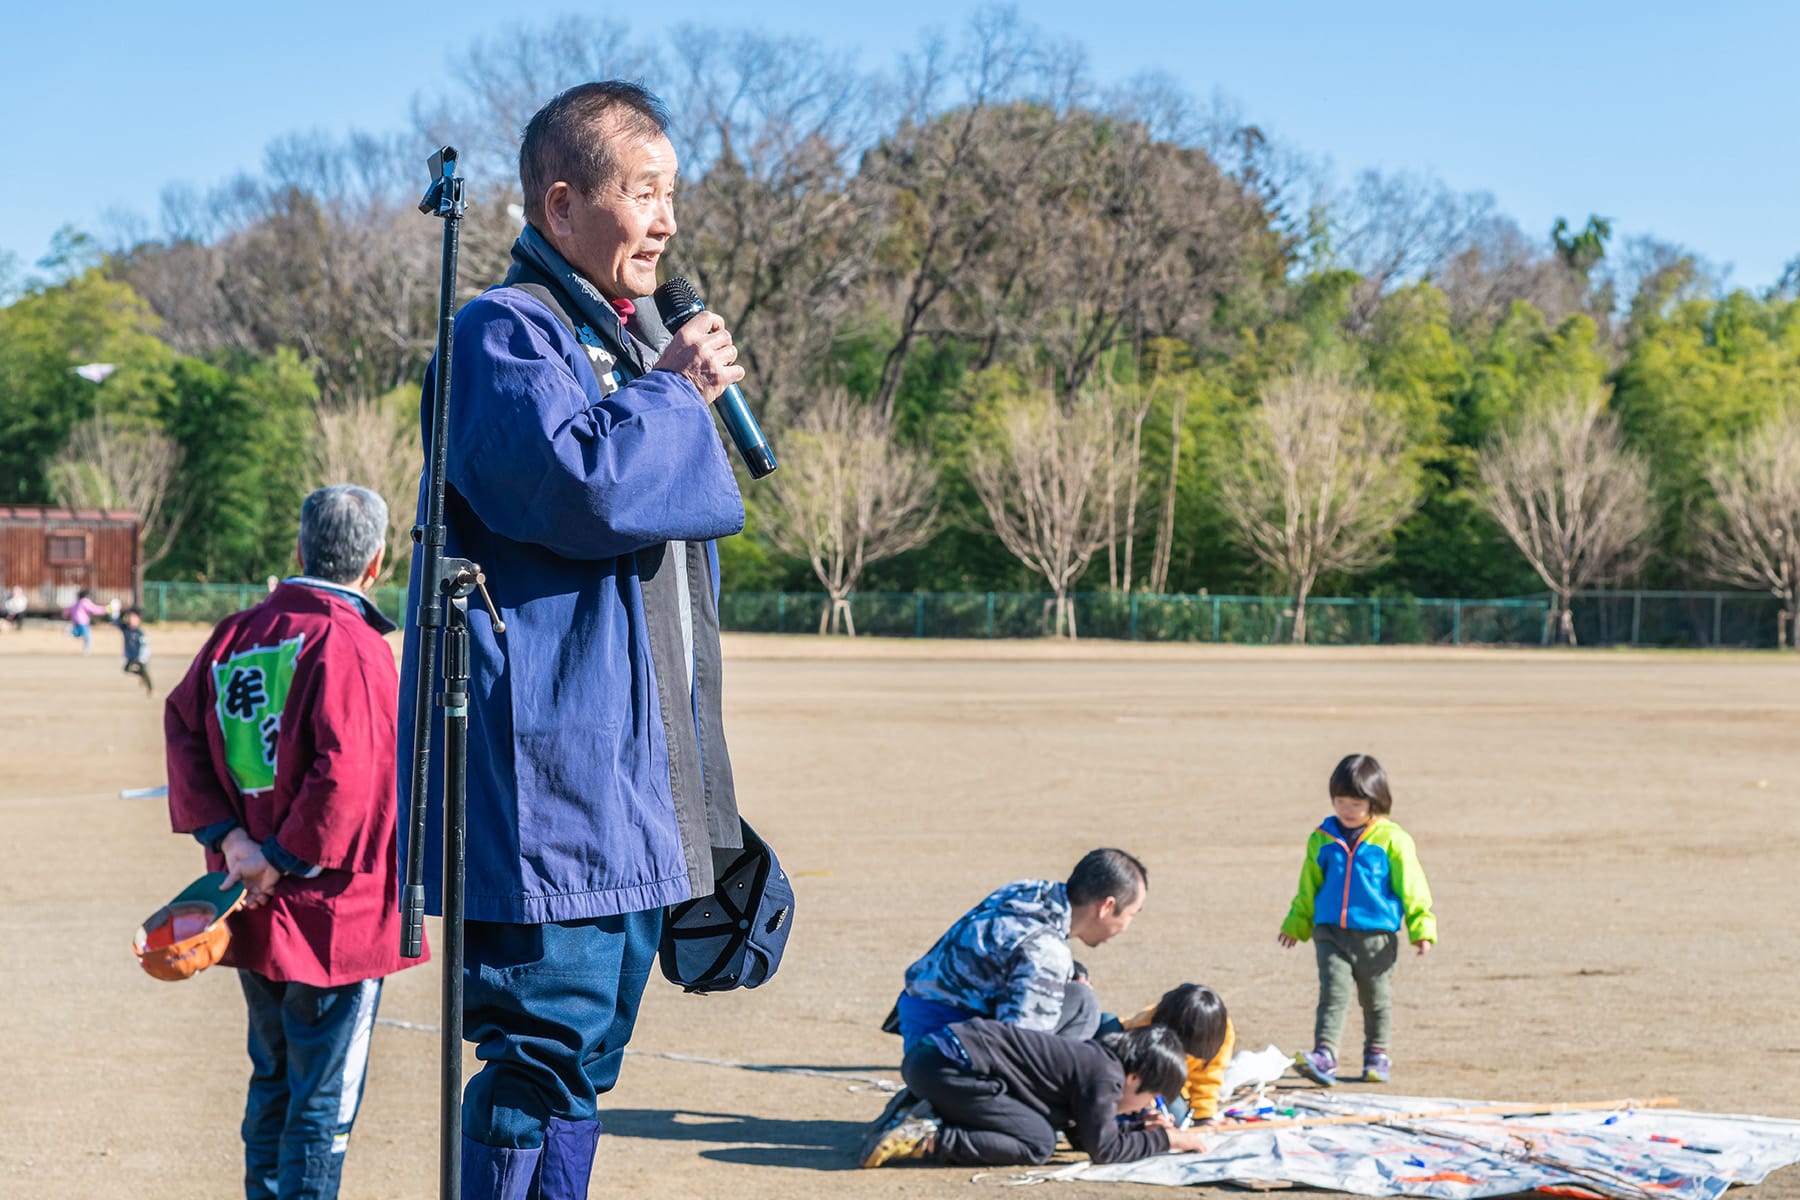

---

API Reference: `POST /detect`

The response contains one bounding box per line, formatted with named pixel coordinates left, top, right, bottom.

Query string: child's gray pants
left=1312, top=924, right=1398, bottom=1054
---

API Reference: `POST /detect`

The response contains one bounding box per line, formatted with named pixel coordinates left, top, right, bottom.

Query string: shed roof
left=0, top=505, right=140, bottom=524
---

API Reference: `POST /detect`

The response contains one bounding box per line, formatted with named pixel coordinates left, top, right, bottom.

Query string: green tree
left=1363, top=298, right=1611, bottom=597
left=158, top=350, right=315, bottom=581
left=0, top=271, right=173, bottom=502
left=1612, top=292, right=1800, bottom=581
left=1551, top=215, right=1612, bottom=278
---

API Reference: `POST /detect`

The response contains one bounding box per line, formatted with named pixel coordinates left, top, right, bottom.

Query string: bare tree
left=1090, top=378, right=1151, bottom=592
left=1477, top=389, right=1653, bottom=645
left=1217, top=368, right=1420, bottom=643
left=660, top=29, right=876, bottom=416
left=857, top=9, right=1089, bottom=419
left=1434, top=214, right=1594, bottom=334
left=1147, top=380, right=1186, bottom=596
left=967, top=392, right=1127, bottom=637
left=47, top=413, right=187, bottom=593
left=117, top=133, right=442, bottom=408
left=1330, top=169, right=1497, bottom=326
left=1608, top=234, right=1718, bottom=336
left=308, top=394, right=422, bottom=581
left=417, top=17, right=667, bottom=195
left=759, top=390, right=938, bottom=634
left=1696, top=410, right=1800, bottom=648
left=1143, top=342, right=1193, bottom=596
left=851, top=11, right=1280, bottom=417
left=1011, top=115, right=1272, bottom=399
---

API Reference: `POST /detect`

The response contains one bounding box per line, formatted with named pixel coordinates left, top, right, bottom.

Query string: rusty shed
left=0, top=506, right=141, bottom=614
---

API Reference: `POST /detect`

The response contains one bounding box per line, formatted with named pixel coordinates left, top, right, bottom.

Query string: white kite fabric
left=1036, top=1091, right=1800, bottom=1200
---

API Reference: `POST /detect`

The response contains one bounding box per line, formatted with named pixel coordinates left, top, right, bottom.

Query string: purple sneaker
left=1363, top=1049, right=1391, bottom=1083
left=1293, top=1045, right=1337, bottom=1086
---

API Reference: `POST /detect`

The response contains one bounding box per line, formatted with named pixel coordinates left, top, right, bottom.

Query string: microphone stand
left=402, top=146, right=502, bottom=1200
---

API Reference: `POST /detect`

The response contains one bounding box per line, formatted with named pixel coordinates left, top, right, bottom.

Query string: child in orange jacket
left=1120, top=983, right=1233, bottom=1123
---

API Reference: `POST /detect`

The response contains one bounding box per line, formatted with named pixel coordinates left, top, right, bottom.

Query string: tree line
left=3, top=8, right=1798, bottom=642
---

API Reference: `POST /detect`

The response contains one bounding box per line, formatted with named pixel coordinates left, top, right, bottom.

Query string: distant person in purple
left=63, top=587, right=106, bottom=653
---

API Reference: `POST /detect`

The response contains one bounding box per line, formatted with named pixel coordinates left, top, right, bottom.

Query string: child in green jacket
left=1278, top=754, right=1435, bottom=1086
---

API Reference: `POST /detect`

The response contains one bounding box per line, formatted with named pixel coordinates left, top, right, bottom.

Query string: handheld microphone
left=653, top=278, right=778, bottom=479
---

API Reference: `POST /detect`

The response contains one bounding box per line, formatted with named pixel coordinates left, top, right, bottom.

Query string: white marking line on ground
left=374, top=1017, right=903, bottom=1093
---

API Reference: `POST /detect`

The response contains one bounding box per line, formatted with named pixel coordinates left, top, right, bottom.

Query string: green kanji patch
left=211, top=635, right=305, bottom=794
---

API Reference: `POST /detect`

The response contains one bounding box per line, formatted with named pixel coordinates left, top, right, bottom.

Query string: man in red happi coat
left=164, top=484, right=425, bottom=1200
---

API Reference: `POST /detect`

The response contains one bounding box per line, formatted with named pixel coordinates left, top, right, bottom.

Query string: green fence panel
left=1570, top=590, right=1783, bottom=648
left=141, top=583, right=1788, bottom=649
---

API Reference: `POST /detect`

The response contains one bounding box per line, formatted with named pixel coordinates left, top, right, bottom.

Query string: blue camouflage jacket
left=397, top=284, right=745, bottom=924
left=902, top=879, right=1075, bottom=1031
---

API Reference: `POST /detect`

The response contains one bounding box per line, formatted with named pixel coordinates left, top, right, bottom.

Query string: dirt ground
left=2, top=621, right=1797, bottom=1199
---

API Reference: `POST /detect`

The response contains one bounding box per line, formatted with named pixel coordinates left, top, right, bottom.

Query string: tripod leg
left=441, top=597, right=471, bottom=1198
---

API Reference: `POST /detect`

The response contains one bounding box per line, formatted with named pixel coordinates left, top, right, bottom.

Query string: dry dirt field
left=2, top=622, right=1796, bottom=1199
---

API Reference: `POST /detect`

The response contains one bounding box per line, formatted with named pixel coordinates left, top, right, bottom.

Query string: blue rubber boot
left=462, top=1137, right=541, bottom=1200
left=526, top=1118, right=602, bottom=1200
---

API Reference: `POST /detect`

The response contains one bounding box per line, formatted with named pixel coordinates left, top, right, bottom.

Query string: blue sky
left=4, top=1, right=1796, bottom=291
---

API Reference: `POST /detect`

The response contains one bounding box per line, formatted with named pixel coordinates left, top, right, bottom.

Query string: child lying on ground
left=1119, top=982, right=1233, bottom=1124
left=860, top=1019, right=1208, bottom=1168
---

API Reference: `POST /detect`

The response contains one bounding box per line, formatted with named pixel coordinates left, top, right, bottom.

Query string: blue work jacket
left=397, top=285, right=745, bottom=924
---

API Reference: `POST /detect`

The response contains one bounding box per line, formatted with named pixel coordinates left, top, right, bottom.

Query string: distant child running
left=64, top=588, right=106, bottom=654
left=119, top=606, right=152, bottom=694
left=860, top=1019, right=1209, bottom=1169
left=1278, top=754, right=1435, bottom=1086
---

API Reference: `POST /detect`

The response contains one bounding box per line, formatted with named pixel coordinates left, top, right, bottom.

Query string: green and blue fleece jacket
left=1280, top=816, right=1436, bottom=944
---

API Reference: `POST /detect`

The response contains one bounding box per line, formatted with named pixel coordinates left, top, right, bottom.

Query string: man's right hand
left=221, top=828, right=281, bottom=909
left=653, top=312, right=745, bottom=404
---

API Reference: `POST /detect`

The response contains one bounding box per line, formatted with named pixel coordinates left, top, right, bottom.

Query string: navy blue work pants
left=461, top=910, right=663, bottom=1149
left=239, top=971, right=383, bottom=1200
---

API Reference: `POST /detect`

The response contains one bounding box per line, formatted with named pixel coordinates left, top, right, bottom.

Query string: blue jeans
left=239, top=971, right=383, bottom=1200
left=462, top=910, right=662, bottom=1150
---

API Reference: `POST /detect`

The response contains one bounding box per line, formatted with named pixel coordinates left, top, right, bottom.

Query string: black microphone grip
left=652, top=278, right=778, bottom=479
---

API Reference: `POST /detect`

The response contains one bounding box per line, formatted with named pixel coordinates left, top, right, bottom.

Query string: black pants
left=902, top=1044, right=1057, bottom=1167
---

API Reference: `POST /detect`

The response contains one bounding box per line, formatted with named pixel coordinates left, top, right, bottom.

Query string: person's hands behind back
left=653, top=312, right=744, bottom=403
left=221, top=828, right=282, bottom=909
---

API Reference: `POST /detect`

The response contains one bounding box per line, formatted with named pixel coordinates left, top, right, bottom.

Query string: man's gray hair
left=299, top=485, right=388, bottom=584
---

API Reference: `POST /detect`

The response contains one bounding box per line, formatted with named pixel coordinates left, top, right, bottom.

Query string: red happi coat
left=164, top=581, right=424, bottom=986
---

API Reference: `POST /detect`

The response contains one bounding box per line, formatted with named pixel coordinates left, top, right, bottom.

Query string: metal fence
left=1567, top=590, right=1787, bottom=649
left=142, top=581, right=410, bottom=626
left=717, top=592, right=1555, bottom=645
left=137, top=582, right=1791, bottom=649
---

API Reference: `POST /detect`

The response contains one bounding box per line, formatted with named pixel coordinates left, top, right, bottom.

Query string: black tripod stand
left=402, top=145, right=502, bottom=1200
